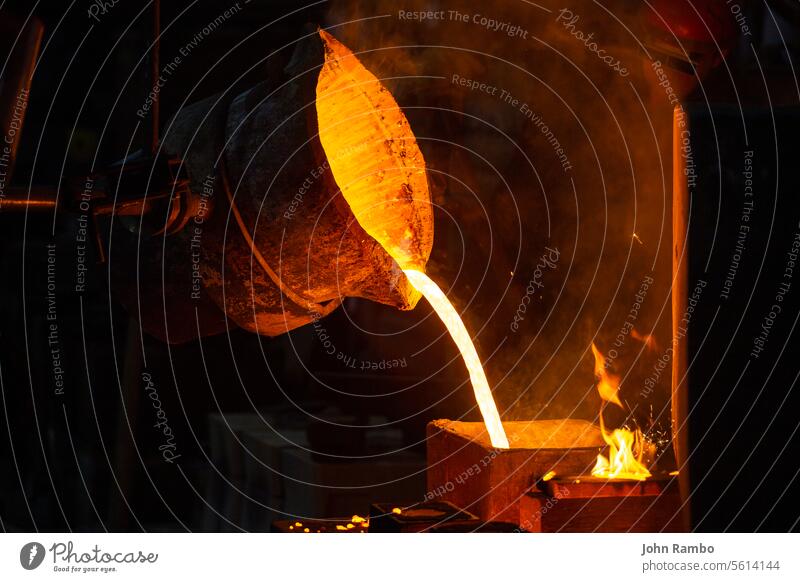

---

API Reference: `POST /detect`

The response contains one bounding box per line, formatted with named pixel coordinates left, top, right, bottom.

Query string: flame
left=592, top=424, right=652, bottom=481
left=590, top=343, right=651, bottom=481
left=403, top=270, right=509, bottom=448
left=591, top=343, right=622, bottom=408
left=631, top=329, right=658, bottom=351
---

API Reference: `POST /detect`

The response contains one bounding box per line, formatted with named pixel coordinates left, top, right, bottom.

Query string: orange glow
left=592, top=424, right=652, bottom=481
left=403, top=270, right=509, bottom=448
left=631, top=329, right=658, bottom=351
left=591, top=343, right=622, bottom=408
left=314, top=31, right=506, bottom=448
left=316, top=29, right=432, bottom=274
left=590, top=343, right=652, bottom=481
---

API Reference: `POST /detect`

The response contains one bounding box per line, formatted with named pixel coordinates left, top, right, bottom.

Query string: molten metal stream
left=403, top=270, right=509, bottom=448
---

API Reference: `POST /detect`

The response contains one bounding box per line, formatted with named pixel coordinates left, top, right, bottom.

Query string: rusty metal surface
left=521, top=489, right=684, bottom=532
left=112, top=32, right=432, bottom=342
left=426, top=419, right=603, bottom=523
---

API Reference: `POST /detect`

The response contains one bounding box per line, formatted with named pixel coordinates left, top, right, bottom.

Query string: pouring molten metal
left=315, top=30, right=509, bottom=449
left=403, top=270, right=509, bottom=448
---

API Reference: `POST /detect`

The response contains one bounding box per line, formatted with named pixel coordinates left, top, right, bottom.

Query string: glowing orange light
left=592, top=425, right=652, bottom=481
left=631, top=329, right=658, bottom=351
left=316, top=29, right=432, bottom=274
left=314, top=31, right=506, bottom=448
left=403, top=270, right=509, bottom=448
left=591, top=343, right=622, bottom=408
left=590, top=343, right=651, bottom=481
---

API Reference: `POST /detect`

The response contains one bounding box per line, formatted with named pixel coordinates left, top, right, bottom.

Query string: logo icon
left=20, top=542, right=45, bottom=570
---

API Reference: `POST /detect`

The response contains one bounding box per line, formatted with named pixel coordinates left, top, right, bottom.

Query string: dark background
left=1, top=0, right=798, bottom=531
